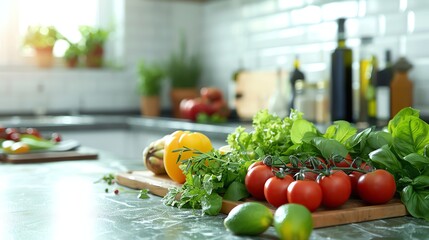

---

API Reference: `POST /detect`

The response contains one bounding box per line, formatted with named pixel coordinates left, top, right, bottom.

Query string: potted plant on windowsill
left=63, top=43, right=82, bottom=68
left=23, top=25, right=60, bottom=68
left=137, top=60, right=165, bottom=117
left=79, top=26, right=110, bottom=68
left=166, top=37, right=202, bottom=118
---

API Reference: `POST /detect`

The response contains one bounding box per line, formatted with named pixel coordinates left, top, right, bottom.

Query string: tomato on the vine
left=287, top=180, right=322, bottom=212
left=348, top=171, right=364, bottom=197
left=333, top=154, right=355, bottom=168
left=357, top=169, right=396, bottom=205
left=248, top=161, right=264, bottom=171
left=317, top=170, right=351, bottom=208
left=264, top=175, right=294, bottom=208
left=245, top=165, right=274, bottom=200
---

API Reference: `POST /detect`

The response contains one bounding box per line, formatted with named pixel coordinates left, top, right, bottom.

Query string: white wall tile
left=412, top=10, right=429, bottom=33
left=365, top=0, right=401, bottom=15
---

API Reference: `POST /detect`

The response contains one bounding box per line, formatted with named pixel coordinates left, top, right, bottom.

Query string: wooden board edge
left=116, top=171, right=409, bottom=229
left=0, top=151, right=98, bottom=164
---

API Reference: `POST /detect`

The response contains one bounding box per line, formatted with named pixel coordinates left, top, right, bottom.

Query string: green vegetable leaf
left=291, top=119, right=318, bottom=144
left=401, top=185, right=429, bottom=221
left=324, top=120, right=357, bottom=144
left=223, top=181, right=249, bottom=201
left=388, top=107, right=420, bottom=133
left=137, top=189, right=150, bottom=199
left=312, top=137, right=348, bottom=159
left=411, top=176, right=429, bottom=189
left=201, top=193, right=222, bottom=215
left=403, top=153, right=429, bottom=173
left=368, top=145, right=403, bottom=175
left=392, top=116, right=429, bottom=158
left=346, top=127, right=373, bottom=150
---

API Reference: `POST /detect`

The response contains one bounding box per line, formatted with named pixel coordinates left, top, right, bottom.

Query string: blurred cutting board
left=235, top=70, right=288, bottom=120
left=0, top=140, right=98, bottom=163
left=116, top=170, right=408, bottom=229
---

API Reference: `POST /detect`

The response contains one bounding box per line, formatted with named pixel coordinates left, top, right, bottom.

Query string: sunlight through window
left=19, top=0, right=98, bottom=56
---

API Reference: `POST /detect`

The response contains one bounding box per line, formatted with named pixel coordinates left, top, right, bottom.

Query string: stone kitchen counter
left=1, top=149, right=429, bottom=240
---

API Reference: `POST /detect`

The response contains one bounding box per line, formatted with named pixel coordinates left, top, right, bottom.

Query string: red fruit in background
left=200, top=87, right=223, bottom=102
left=179, top=98, right=214, bottom=121
left=349, top=171, right=364, bottom=197
left=210, top=99, right=230, bottom=118
left=25, top=128, right=42, bottom=138
left=51, top=132, right=62, bottom=143
left=5, top=128, right=20, bottom=141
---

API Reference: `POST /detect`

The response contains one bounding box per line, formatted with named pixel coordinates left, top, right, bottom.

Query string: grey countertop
left=2, top=150, right=429, bottom=240
left=1, top=115, right=429, bottom=239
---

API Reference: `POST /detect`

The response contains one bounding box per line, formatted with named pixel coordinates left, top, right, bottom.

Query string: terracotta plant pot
left=140, top=96, right=161, bottom=117
left=65, top=56, right=79, bottom=68
left=85, top=44, right=104, bottom=68
left=170, top=88, right=198, bottom=118
left=34, top=47, right=54, bottom=68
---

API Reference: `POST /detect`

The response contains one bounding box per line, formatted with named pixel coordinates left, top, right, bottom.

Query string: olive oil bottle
left=331, top=18, right=353, bottom=122
left=289, top=55, right=305, bottom=110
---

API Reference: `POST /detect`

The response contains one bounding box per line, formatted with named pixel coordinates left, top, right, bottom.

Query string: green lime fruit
left=273, top=203, right=313, bottom=240
left=224, top=202, right=273, bottom=236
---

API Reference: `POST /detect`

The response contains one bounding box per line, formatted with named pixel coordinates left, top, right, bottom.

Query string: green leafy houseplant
left=63, top=43, right=82, bottom=68
left=138, top=60, right=165, bottom=117
left=137, top=61, right=164, bottom=97
left=167, top=37, right=202, bottom=117
left=23, top=25, right=62, bottom=68
left=24, top=25, right=61, bottom=49
left=167, top=37, right=202, bottom=88
left=79, top=26, right=110, bottom=67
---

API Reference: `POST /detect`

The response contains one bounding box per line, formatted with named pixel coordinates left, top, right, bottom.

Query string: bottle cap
left=394, top=57, right=413, bottom=72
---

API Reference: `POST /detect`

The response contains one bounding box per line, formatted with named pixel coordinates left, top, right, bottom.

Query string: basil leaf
left=403, top=153, right=429, bottom=173
left=401, top=185, right=429, bottom=221
left=411, top=176, right=429, bottom=189
left=388, top=107, right=420, bottom=133
left=392, top=116, right=429, bottom=158
left=346, top=127, right=372, bottom=150
left=291, top=119, right=317, bottom=144
left=223, top=181, right=249, bottom=201
left=367, top=131, right=393, bottom=150
left=324, top=120, right=357, bottom=144
left=201, top=193, right=222, bottom=216
left=368, top=145, right=402, bottom=175
left=312, top=137, right=348, bottom=159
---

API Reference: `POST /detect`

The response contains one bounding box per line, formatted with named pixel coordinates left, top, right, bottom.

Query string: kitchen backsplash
left=1, top=0, right=428, bottom=116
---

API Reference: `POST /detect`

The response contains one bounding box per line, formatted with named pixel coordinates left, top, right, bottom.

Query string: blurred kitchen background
left=0, top=0, right=428, bottom=121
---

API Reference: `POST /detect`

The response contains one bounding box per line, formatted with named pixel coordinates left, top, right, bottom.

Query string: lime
left=224, top=202, right=273, bottom=236
left=273, top=204, right=313, bottom=240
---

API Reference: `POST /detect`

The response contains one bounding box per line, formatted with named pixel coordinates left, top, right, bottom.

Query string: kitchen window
left=0, top=0, right=115, bottom=67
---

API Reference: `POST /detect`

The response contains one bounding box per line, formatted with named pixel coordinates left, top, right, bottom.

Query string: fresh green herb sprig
left=95, top=173, right=150, bottom=199
left=163, top=147, right=253, bottom=215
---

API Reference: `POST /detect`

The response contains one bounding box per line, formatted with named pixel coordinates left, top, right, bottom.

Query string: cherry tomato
left=264, top=175, right=294, bottom=208
left=333, top=154, right=355, bottom=168
left=25, top=128, right=42, bottom=138
left=245, top=165, right=274, bottom=200
left=287, top=180, right=322, bottom=212
left=248, top=161, right=264, bottom=171
left=5, top=128, right=20, bottom=141
left=317, top=171, right=351, bottom=208
left=51, top=132, right=62, bottom=143
left=348, top=171, right=364, bottom=198
left=357, top=169, right=396, bottom=205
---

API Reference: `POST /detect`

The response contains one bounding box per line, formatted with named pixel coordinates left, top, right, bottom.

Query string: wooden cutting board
left=0, top=149, right=98, bottom=163
left=235, top=70, right=288, bottom=120
left=116, top=170, right=408, bottom=228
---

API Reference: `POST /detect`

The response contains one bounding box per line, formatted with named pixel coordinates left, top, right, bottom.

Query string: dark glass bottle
left=331, top=18, right=353, bottom=122
left=289, top=55, right=305, bottom=110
